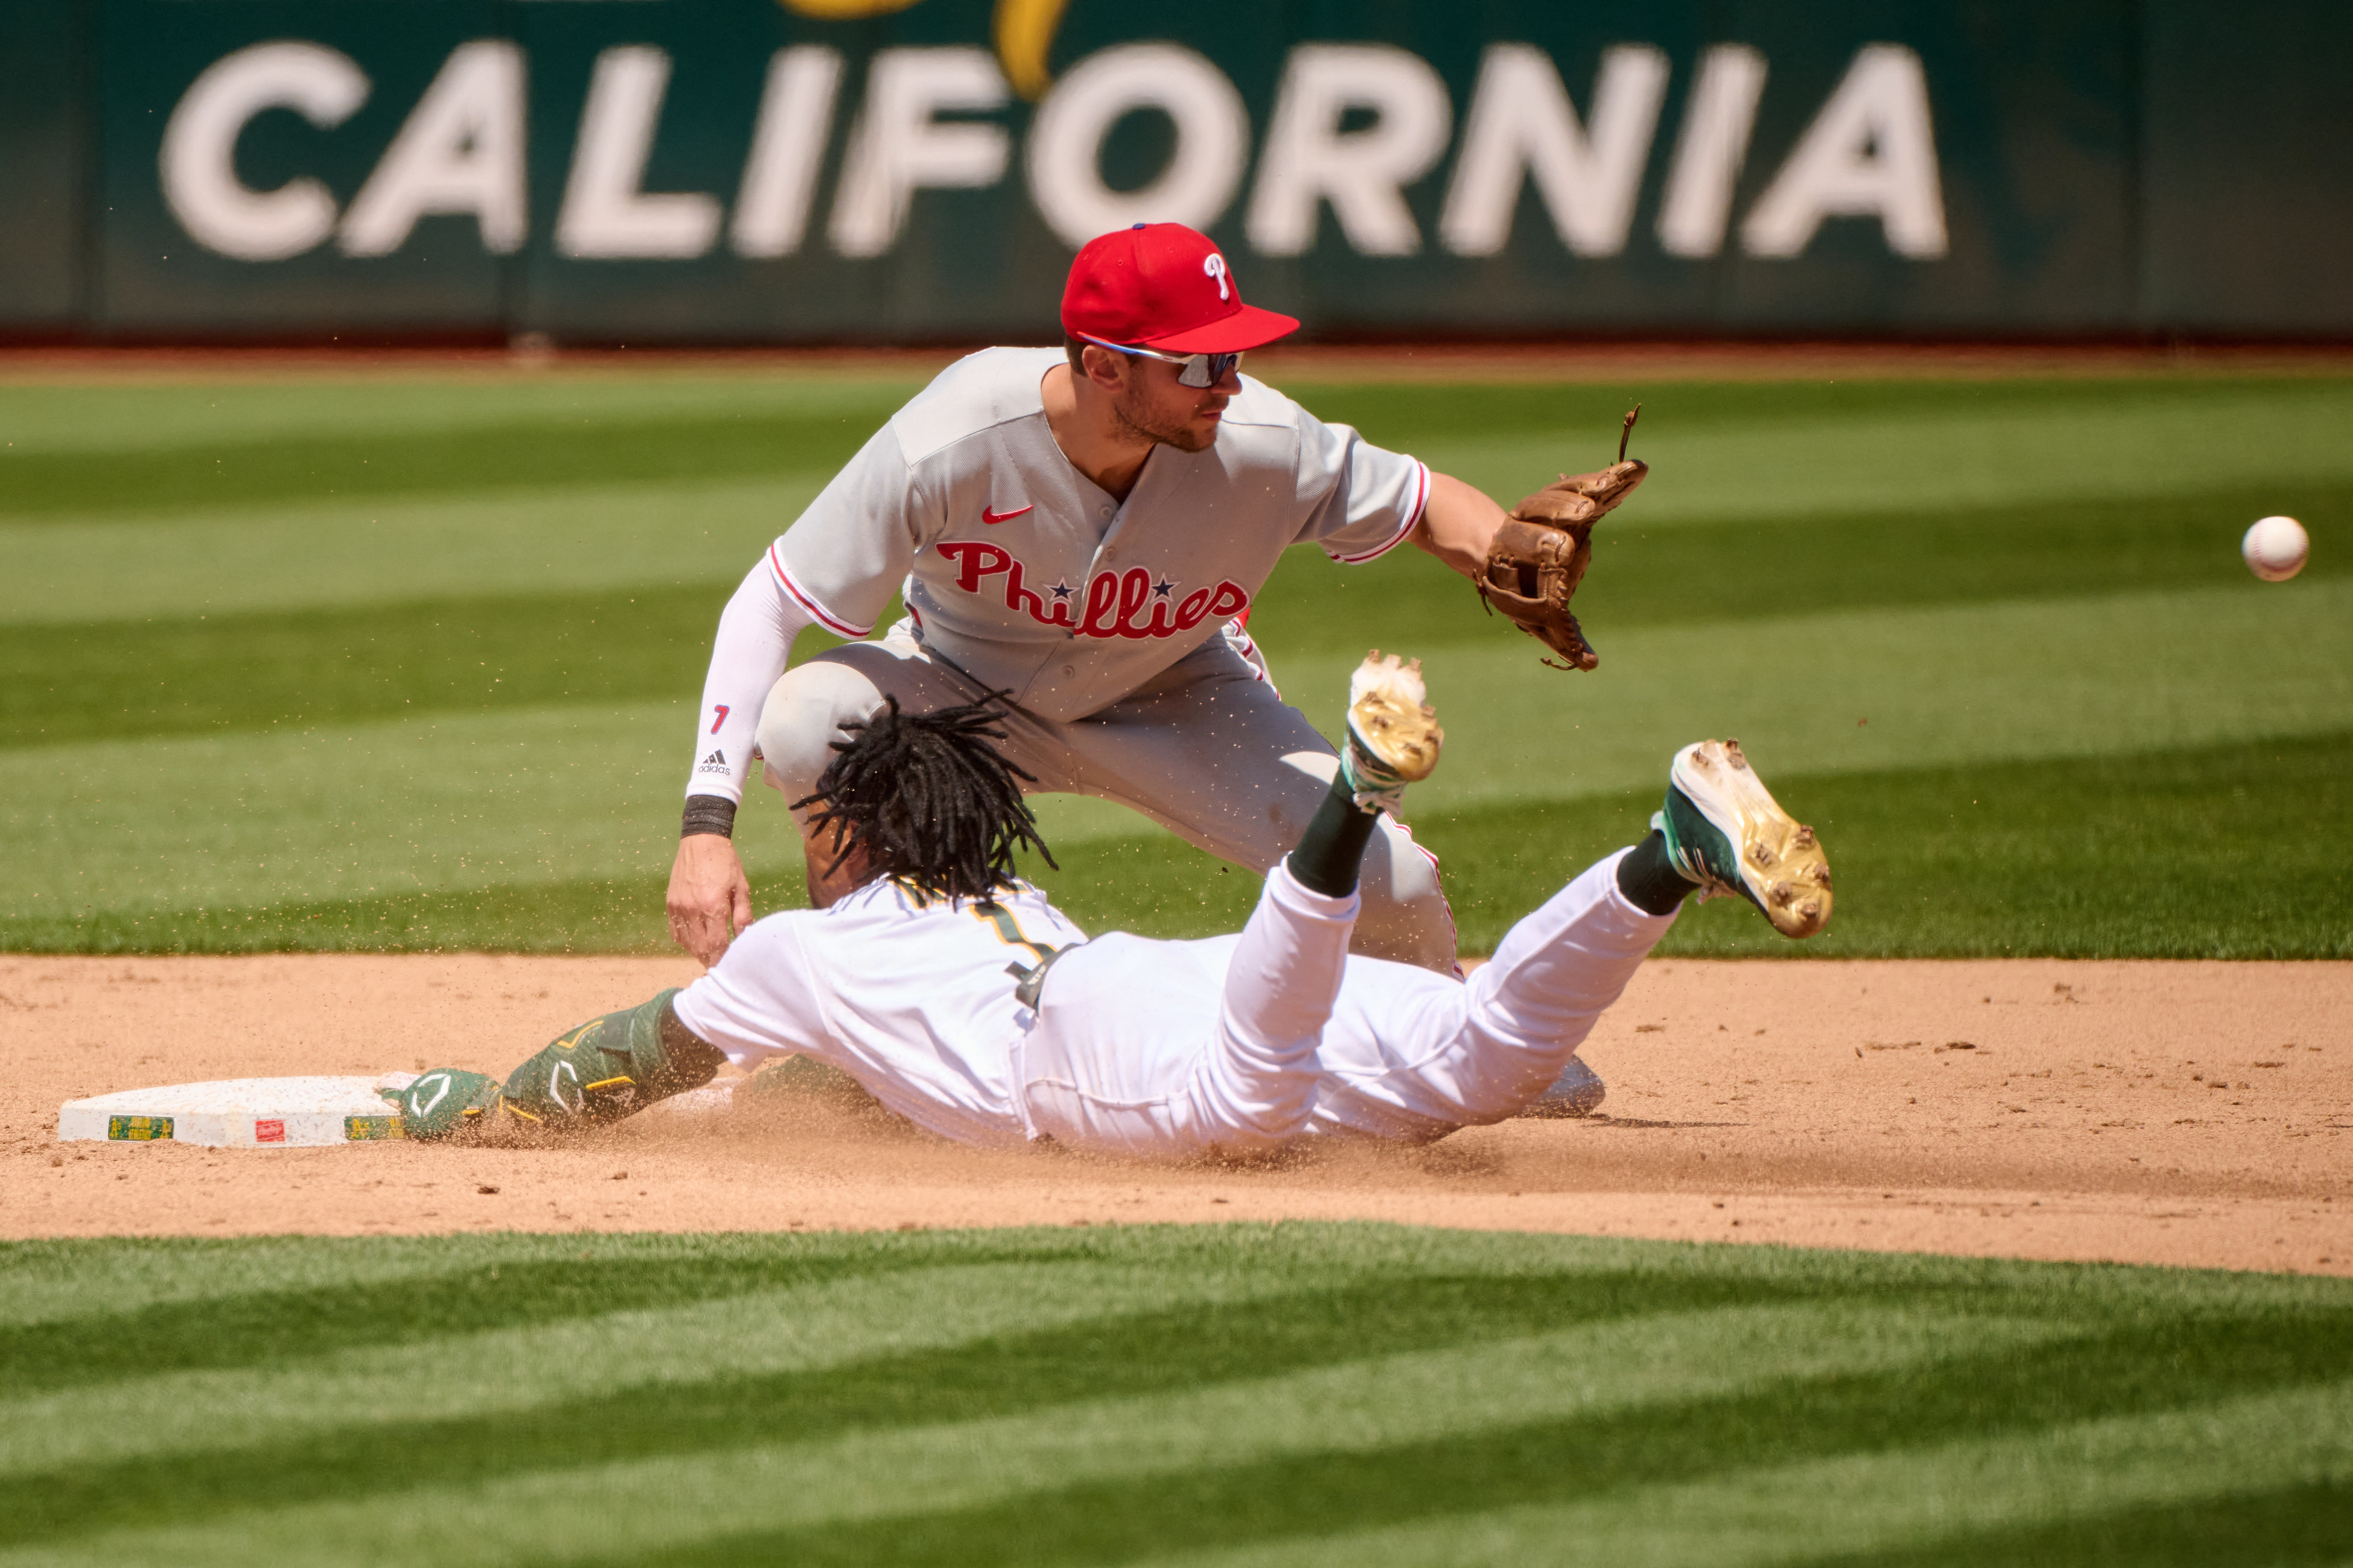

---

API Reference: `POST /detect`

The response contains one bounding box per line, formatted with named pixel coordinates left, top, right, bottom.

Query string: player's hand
left=668, top=835, right=754, bottom=966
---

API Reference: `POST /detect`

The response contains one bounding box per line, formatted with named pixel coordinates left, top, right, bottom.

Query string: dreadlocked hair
left=791, top=694, right=1058, bottom=903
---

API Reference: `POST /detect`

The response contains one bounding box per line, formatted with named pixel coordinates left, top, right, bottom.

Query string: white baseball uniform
left=670, top=847, right=1671, bottom=1158
left=685, top=348, right=1459, bottom=970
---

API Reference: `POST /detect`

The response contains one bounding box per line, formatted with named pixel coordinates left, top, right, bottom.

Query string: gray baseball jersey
left=768, top=347, right=1429, bottom=724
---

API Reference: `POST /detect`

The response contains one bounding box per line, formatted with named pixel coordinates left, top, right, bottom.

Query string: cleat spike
left=1661, top=739, right=1832, bottom=940
left=1341, top=651, right=1443, bottom=811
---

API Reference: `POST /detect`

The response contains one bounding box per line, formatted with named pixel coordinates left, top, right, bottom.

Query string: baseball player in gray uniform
left=667, top=222, right=1539, bottom=985
left=395, top=655, right=1832, bottom=1156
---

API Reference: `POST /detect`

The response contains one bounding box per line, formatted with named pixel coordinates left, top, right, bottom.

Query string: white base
left=57, top=1076, right=412, bottom=1147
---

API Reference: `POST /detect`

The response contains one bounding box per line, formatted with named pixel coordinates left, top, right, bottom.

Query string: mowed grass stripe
left=1123, top=1382, right=2353, bottom=1568
left=0, top=1243, right=1058, bottom=1393
left=0, top=1270, right=1820, bottom=1544
left=3, top=730, right=2344, bottom=959
left=1771, top=1482, right=2353, bottom=1568
left=0, top=867, right=686, bottom=954
left=0, top=1228, right=1199, bottom=1330
left=1252, top=478, right=2351, bottom=662
left=3, top=1228, right=2344, bottom=1563
left=6, top=580, right=2344, bottom=919
left=0, top=402, right=904, bottom=520
left=0, top=1254, right=1368, bottom=1479
left=1289, top=374, right=2353, bottom=451
left=1410, top=382, right=2353, bottom=527
left=8, top=1222, right=2323, bottom=1337
left=7, top=371, right=2326, bottom=480
left=9, top=378, right=2341, bottom=627
left=631, top=1319, right=2353, bottom=1568
left=0, top=476, right=819, bottom=627
left=21, top=375, right=2335, bottom=526
left=0, top=372, right=2274, bottom=458
left=1403, top=576, right=2353, bottom=812
left=11, top=478, right=2341, bottom=749
left=6, top=1221, right=1501, bottom=1331
left=0, top=586, right=718, bottom=749
left=1, top=699, right=719, bottom=917
left=0, top=375, right=929, bottom=456
left=0, top=589, right=870, bottom=751
left=6, top=1301, right=2065, bottom=1567
left=1431, top=729, right=2353, bottom=959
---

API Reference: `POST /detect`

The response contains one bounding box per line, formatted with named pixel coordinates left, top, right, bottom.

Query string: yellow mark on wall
left=993, top=0, right=1071, bottom=99
left=780, top=0, right=928, bottom=17
left=777, top=0, right=1072, bottom=100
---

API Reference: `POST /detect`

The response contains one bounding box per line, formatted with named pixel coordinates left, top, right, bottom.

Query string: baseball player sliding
left=395, top=654, right=1831, bottom=1158
left=667, top=222, right=1645, bottom=1000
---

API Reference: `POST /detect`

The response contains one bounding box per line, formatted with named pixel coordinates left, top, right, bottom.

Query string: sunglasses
left=1079, top=336, right=1243, bottom=389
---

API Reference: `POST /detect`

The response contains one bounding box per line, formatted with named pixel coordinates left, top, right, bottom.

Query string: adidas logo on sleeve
left=697, top=749, right=728, bottom=774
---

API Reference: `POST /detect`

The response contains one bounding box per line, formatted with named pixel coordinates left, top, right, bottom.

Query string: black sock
left=1285, top=770, right=1382, bottom=897
left=1616, top=830, right=1698, bottom=916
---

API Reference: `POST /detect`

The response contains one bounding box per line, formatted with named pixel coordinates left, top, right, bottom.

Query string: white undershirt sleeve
left=685, top=556, right=818, bottom=805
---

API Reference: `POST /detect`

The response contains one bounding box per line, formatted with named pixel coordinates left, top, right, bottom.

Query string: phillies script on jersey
left=935, top=541, right=1249, bottom=640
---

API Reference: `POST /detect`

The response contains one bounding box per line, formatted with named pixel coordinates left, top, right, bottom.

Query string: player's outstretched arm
left=1409, top=471, right=1509, bottom=579
left=390, top=991, right=728, bottom=1142
left=668, top=831, right=755, bottom=966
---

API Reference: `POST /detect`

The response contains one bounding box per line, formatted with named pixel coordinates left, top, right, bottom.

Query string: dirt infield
left=6, top=955, right=2349, bottom=1276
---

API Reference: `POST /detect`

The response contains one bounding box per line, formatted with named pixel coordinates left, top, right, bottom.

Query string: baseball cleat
left=1658, top=739, right=1832, bottom=939
left=1521, top=1054, right=1607, bottom=1118
left=1339, top=651, right=1443, bottom=812
left=385, top=1068, right=503, bottom=1142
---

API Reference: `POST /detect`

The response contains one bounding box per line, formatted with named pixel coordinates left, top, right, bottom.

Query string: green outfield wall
left=1, top=0, right=2347, bottom=341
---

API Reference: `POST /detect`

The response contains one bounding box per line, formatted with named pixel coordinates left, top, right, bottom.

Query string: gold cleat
left=1658, top=739, right=1832, bottom=939
left=1339, top=650, right=1443, bottom=811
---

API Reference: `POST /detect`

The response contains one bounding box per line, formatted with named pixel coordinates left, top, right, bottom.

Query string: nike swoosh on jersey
left=981, top=504, right=1034, bottom=525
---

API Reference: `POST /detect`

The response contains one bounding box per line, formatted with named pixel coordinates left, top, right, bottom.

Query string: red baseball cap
left=1060, top=224, right=1298, bottom=354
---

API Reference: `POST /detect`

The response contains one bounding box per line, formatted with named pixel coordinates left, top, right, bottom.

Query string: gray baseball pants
left=754, top=625, right=1458, bottom=972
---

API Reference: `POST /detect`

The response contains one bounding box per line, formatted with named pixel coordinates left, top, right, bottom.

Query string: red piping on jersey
left=1328, top=460, right=1428, bottom=565
left=1224, top=619, right=1275, bottom=693
left=770, top=544, right=870, bottom=638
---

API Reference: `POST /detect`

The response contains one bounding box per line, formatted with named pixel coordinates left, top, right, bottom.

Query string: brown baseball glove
left=1478, top=406, right=1648, bottom=671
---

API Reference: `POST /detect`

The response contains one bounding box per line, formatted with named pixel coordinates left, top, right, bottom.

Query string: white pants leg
left=1021, top=862, right=1357, bottom=1158
left=1305, top=848, right=1679, bottom=1140
left=753, top=629, right=1458, bottom=972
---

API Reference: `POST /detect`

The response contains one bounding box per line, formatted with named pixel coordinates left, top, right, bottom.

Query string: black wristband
left=680, top=794, right=738, bottom=840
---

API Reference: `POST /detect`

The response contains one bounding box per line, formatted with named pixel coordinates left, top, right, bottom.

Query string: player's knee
left=755, top=661, right=886, bottom=802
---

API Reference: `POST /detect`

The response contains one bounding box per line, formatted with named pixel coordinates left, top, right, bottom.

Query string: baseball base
left=56, top=1076, right=415, bottom=1147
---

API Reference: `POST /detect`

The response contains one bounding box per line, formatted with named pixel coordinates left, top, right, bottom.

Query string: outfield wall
left=3, top=0, right=2347, bottom=342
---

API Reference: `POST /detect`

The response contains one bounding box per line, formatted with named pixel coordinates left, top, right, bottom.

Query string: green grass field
left=1, top=1222, right=2347, bottom=1565
left=8, top=370, right=2350, bottom=1563
left=3, top=367, right=2347, bottom=955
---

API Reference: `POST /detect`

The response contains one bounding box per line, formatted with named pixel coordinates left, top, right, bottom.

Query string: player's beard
left=1111, top=387, right=1218, bottom=453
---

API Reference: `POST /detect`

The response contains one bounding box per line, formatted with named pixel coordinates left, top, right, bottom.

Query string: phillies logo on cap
left=1061, top=224, right=1297, bottom=355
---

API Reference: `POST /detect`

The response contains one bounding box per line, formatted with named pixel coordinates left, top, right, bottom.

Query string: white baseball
left=2242, top=515, right=2309, bottom=582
